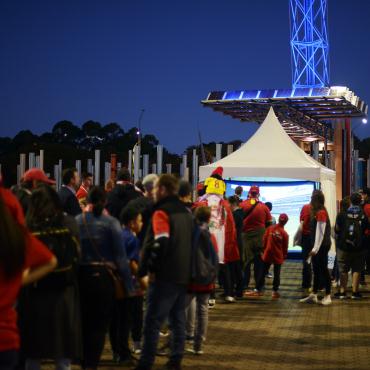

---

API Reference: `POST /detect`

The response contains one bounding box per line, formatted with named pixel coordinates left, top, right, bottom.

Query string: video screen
left=225, top=180, right=316, bottom=252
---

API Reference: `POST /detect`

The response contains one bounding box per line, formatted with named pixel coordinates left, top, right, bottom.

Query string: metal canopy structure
left=202, top=86, right=367, bottom=142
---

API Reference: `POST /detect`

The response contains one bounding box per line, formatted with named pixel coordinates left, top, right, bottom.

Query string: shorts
left=337, top=249, right=365, bottom=274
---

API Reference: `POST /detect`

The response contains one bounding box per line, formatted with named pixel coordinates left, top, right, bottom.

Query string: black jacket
left=58, top=186, right=81, bottom=217
left=142, top=196, right=193, bottom=285
left=106, top=183, right=142, bottom=220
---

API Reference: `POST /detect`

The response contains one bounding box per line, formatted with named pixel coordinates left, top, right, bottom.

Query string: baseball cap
left=211, top=166, right=223, bottom=178
left=249, top=185, right=260, bottom=195
left=279, top=213, right=289, bottom=224
left=22, top=168, right=56, bottom=185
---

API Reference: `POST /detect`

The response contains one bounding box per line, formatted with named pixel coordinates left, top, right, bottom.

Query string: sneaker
left=321, top=295, right=332, bottom=306
left=208, top=299, right=216, bottom=309
left=159, top=330, right=169, bottom=337
left=132, top=341, right=142, bottom=355
left=194, top=349, right=204, bottom=355
left=299, top=293, right=318, bottom=303
left=334, top=292, right=347, bottom=300
left=244, top=289, right=263, bottom=298
left=224, top=296, right=236, bottom=303
left=185, top=347, right=195, bottom=354
left=272, top=291, right=280, bottom=299
left=156, top=343, right=169, bottom=356
left=351, top=292, right=363, bottom=299
left=266, top=272, right=273, bottom=279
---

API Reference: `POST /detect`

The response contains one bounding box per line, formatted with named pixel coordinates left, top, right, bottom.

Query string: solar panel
left=258, top=89, right=275, bottom=99
left=207, top=91, right=225, bottom=100
left=311, top=87, right=330, bottom=96
left=242, top=90, right=259, bottom=99
left=224, top=91, right=242, bottom=100
left=293, top=88, right=311, bottom=97
left=275, top=89, right=293, bottom=98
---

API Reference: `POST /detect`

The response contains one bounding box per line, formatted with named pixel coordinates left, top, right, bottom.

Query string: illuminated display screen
left=225, top=180, right=316, bottom=252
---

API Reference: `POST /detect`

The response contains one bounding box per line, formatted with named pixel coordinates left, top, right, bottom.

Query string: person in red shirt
left=76, top=172, right=93, bottom=208
left=0, top=188, right=57, bottom=369
left=300, top=190, right=332, bottom=306
left=253, top=214, right=289, bottom=299
left=240, top=186, right=272, bottom=295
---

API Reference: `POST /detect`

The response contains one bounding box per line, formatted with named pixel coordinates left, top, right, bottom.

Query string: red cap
left=279, top=213, right=289, bottom=224
left=248, top=185, right=260, bottom=195
left=22, top=168, right=55, bottom=185
left=211, top=166, right=223, bottom=177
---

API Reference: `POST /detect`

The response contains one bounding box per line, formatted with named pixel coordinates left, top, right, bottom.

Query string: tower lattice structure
left=289, top=0, right=329, bottom=88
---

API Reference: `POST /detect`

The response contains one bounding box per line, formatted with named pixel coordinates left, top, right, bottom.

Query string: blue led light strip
left=289, top=0, right=329, bottom=88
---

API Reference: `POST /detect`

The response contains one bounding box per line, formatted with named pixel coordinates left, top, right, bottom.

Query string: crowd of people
left=0, top=164, right=369, bottom=370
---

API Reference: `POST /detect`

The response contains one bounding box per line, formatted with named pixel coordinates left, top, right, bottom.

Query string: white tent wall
left=199, top=107, right=337, bottom=226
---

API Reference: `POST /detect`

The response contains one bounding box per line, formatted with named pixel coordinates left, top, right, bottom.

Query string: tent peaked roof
left=199, top=106, right=335, bottom=182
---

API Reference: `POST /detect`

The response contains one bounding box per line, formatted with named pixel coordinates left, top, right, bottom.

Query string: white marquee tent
left=199, top=107, right=337, bottom=223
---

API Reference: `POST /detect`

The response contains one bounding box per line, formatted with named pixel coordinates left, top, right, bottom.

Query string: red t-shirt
left=300, top=204, right=311, bottom=235
left=0, top=191, right=54, bottom=352
left=364, top=204, right=370, bottom=236
left=262, top=224, right=289, bottom=265
left=315, top=209, right=328, bottom=223
left=240, top=199, right=272, bottom=233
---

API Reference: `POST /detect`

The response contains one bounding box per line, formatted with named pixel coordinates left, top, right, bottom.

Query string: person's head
left=105, top=179, right=114, bottom=193
left=135, top=180, right=145, bottom=193
left=120, top=206, right=143, bottom=235
left=87, top=186, right=107, bottom=217
left=248, top=185, right=260, bottom=199
left=21, top=168, right=56, bottom=190
left=154, top=174, right=179, bottom=202
left=350, top=192, right=362, bottom=207
left=310, top=189, right=326, bottom=217
left=194, top=206, right=211, bottom=225
left=278, top=213, right=289, bottom=226
left=142, top=174, right=159, bottom=200
left=26, top=184, right=63, bottom=229
left=235, top=186, right=243, bottom=197
left=0, top=191, right=26, bottom=279
left=228, top=195, right=240, bottom=211
left=178, top=180, right=193, bottom=203
left=265, top=202, right=272, bottom=211
left=210, top=166, right=223, bottom=180
left=340, top=196, right=351, bottom=212
left=62, top=168, right=80, bottom=189
left=116, top=168, right=131, bottom=183
left=363, top=188, right=370, bottom=203
left=81, top=172, right=93, bottom=189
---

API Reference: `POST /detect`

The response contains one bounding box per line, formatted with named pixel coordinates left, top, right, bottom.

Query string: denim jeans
left=138, top=280, right=187, bottom=369
left=185, top=293, right=210, bottom=351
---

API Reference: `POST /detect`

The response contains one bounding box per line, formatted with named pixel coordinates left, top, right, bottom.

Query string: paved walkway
left=99, top=261, right=370, bottom=370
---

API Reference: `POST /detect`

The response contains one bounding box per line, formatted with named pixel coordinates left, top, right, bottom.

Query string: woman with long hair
left=300, top=189, right=332, bottom=306
left=0, top=187, right=56, bottom=370
left=75, top=186, right=132, bottom=370
left=20, top=184, right=82, bottom=370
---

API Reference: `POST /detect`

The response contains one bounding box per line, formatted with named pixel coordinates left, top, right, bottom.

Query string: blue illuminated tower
left=289, top=0, right=329, bottom=88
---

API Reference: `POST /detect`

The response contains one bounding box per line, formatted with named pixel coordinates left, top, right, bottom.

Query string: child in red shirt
left=253, top=213, right=289, bottom=299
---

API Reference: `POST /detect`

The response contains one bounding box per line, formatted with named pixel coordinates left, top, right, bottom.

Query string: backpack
left=343, top=208, right=364, bottom=250
left=32, top=227, right=79, bottom=289
left=191, top=224, right=219, bottom=285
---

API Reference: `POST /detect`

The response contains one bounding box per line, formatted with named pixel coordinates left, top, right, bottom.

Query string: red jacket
left=262, top=224, right=289, bottom=265
left=193, top=199, right=240, bottom=263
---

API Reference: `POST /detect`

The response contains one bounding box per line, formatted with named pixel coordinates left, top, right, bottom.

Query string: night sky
left=1, top=0, right=370, bottom=153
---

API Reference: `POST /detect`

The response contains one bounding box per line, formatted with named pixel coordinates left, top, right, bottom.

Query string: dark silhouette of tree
left=52, top=121, right=83, bottom=144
